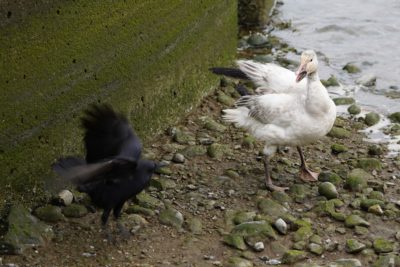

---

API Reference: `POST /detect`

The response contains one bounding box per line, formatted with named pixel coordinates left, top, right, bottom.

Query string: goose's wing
left=237, top=60, right=306, bottom=93
left=236, top=94, right=301, bottom=126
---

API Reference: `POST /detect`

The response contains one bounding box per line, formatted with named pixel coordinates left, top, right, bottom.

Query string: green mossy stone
left=293, top=241, right=307, bottom=250
left=368, top=191, right=385, bottom=201
left=373, top=254, right=400, bottom=267
left=1, top=205, right=54, bottom=255
left=318, top=171, right=342, bottom=186
left=367, top=145, right=383, bottom=156
left=344, top=214, right=370, bottom=228
left=186, top=218, right=202, bottom=234
left=388, top=112, right=400, bottom=123
left=247, top=33, right=268, bottom=46
left=365, top=112, right=380, bottom=126
left=226, top=256, right=253, bottom=267
left=357, top=158, right=382, bottom=171
left=150, top=178, right=176, bottom=191
left=125, top=205, right=155, bottom=216
left=217, top=91, right=235, bottom=106
left=233, top=211, right=257, bottom=225
left=34, top=205, right=65, bottom=223
left=232, top=221, right=277, bottom=240
left=346, top=239, right=366, bottom=253
left=343, top=63, right=361, bottom=73
left=281, top=250, right=307, bottom=264
left=333, top=97, right=355, bottom=106
left=242, top=135, right=257, bottom=149
left=308, top=243, right=324, bottom=255
left=62, top=204, right=88, bottom=218
left=360, top=199, right=384, bottom=210
left=204, top=118, right=227, bottom=132
left=331, top=143, right=348, bottom=154
left=346, top=168, right=371, bottom=192
left=207, top=143, right=230, bottom=159
left=135, top=192, right=163, bottom=210
left=257, top=199, right=294, bottom=223
left=354, top=226, right=369, bottom=235
left=271, top=191, right=292, bottom=204
left=321, top=75, right=339, bottom=87
left=348, top=104, right=361, bottom=115
left=158, top=208, right=184, bottom=229
left=368, top=204, right=384, bottom=215
left=180, top=145, right=207, bottom=158
left=293, top=226, right=313, bottom=242
left=318, top=182, right=338, bottom=200
left=223, top=234, right=247, bottom=251
left=328, top=127, right=351, bottom=139
left=373, top=238, right=394, bottom=253
left=173, top=129, right=195, bottom=144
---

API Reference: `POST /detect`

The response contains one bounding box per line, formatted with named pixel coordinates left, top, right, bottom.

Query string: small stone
left=373, top=238, right=393, bottom=253
left=281, top=250, right=307, bottom=264
left=328, top=127, right=351, bottom=139
left=204, top=118, right=227, bottom=132
left=356, top=74, right=376, bottom=86
left=343, top=63, right=361, bottom=73
left=333, top=97, right=355, bottom=106
left=172, top=153, right=185, bottom=163
left=345, top=214, right=370, bottom=228
left=318, top=182, right=338, bottom=200
left=226, top=256, right=253, bottom=267
left=329, top=258, right=362, bottom=267
left=57, top=190, right=74, bottom=206
left=308, top=243, right=324, bottom=255
left=388, top=112, right=400, bottom=123
left=247, top=33, right=268, bottom=46
left=254, top=242, right=264, bottom=252
left=354, top=226, right=369, bottom=235
left=223, top=234, right=247, bottom=251
left=331, top=143, right=348, bottom=154
left=35, top=205, right=65, bottom=223
left=364, top=112, right=380, bottom=126
left=158, top=208, right=184, bottom=229
left=318, top=172, right=342, bottom=185
left=346, top=169, right=371, bottom=192
left=368, top=204, right=384, bottom=215
left=293, top=226, right=313, bottom=242
left=274, top=218, right=287, bottom=235
left=62, top=204, right=88, bottom=218
left=186, top=218, right=202, bottom=234
left=321, top=75, right=340, bottom=87
left=345, top=239, right=366, bottom=253
left=217, top=91, right=235, bottom=106
left=348, top=104, right=361, bottom=115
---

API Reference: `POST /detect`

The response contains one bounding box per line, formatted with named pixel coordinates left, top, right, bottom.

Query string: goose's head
left=295, top=50, right=318, bottom=83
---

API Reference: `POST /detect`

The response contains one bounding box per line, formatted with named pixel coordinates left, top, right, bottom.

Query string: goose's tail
left=222, top=107, right=252, bottom=129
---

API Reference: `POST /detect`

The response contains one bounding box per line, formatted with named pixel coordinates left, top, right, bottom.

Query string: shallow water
left=268, top=0, right=400, bottom=156
left=273, top=0, right=400, bottom=114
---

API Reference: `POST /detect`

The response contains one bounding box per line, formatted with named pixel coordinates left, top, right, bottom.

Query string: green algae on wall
left=0, top=0, right=237, bottom=206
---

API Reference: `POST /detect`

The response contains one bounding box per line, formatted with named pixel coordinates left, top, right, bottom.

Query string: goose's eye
left=310, top=58, right=313, bottom=62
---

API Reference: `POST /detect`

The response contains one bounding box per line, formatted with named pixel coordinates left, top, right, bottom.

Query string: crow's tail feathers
left=52, top=157, right=137, bottom=185
left=209, top=67, right=249, bottom=80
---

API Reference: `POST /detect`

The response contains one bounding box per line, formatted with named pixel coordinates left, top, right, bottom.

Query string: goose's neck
left=305, top=71, right=330, bottom=114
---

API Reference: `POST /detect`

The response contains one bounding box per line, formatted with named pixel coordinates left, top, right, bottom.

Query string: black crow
left=53, top=104, right=162, bottom=240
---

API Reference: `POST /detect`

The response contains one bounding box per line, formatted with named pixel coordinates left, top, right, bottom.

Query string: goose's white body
left=224, top=56, right=336, bottom=156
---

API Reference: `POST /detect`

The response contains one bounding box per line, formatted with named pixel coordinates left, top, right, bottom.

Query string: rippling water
left=273, top=0, right=400, bottom=114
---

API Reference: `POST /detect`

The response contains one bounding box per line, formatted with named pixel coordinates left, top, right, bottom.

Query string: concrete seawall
left=0, top=0, right=237, bottom=205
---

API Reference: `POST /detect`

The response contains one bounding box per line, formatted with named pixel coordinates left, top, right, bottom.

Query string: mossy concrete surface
left=0, top=1, right=237, bottom=205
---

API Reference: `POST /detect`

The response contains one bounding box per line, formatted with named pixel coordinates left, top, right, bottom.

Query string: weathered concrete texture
left=239, top=0, right=276, bottom=27
left=0, top=0, right=237, bottom=205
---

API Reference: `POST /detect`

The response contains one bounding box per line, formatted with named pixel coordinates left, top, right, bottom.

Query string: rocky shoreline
left=1, top=6, right=400, bottom=267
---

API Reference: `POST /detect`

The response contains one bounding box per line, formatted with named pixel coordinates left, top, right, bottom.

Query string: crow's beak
left=295, top=62, right=307, bottom=83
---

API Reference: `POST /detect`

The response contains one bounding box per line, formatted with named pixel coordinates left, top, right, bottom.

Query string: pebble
left=172, top=153, right=185, bottom=163
left=274, top=218, right=287, bottom=234
left=57, top=190, right=74, bottom=206
left=254, top=242, right=264, bottom=252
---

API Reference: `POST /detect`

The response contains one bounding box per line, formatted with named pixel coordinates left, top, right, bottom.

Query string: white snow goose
left=222, top=50, right=336, bottom=191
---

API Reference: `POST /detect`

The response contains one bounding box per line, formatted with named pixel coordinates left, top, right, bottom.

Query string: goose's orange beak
left=295, top=63, right=307, bottom=83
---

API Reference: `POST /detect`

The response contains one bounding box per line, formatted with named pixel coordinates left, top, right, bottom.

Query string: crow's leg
left=297, top=146, right=319, bottom=182
left=113, top=201, right=130, bottom=240
left=101, top=207, right=115, bottom=243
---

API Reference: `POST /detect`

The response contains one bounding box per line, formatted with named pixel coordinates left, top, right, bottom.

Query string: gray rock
left=1, top=205, right=54, bottom=255
left=274, top=218, right=287, bottom=235
left=328, top=258, right=362, bottom=267
left=318, top=182, right=338, bottom=199
left=34, top=205, right=65, bottom=223
left=158, top=208, right=184, bottom=229
left=356, top=74, right=376, bottom=86
left=57, top=190, right=74, bottom=206
left=253, top=241, right=264, bottom=252
left=172, top=153, right=185, bottom=163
